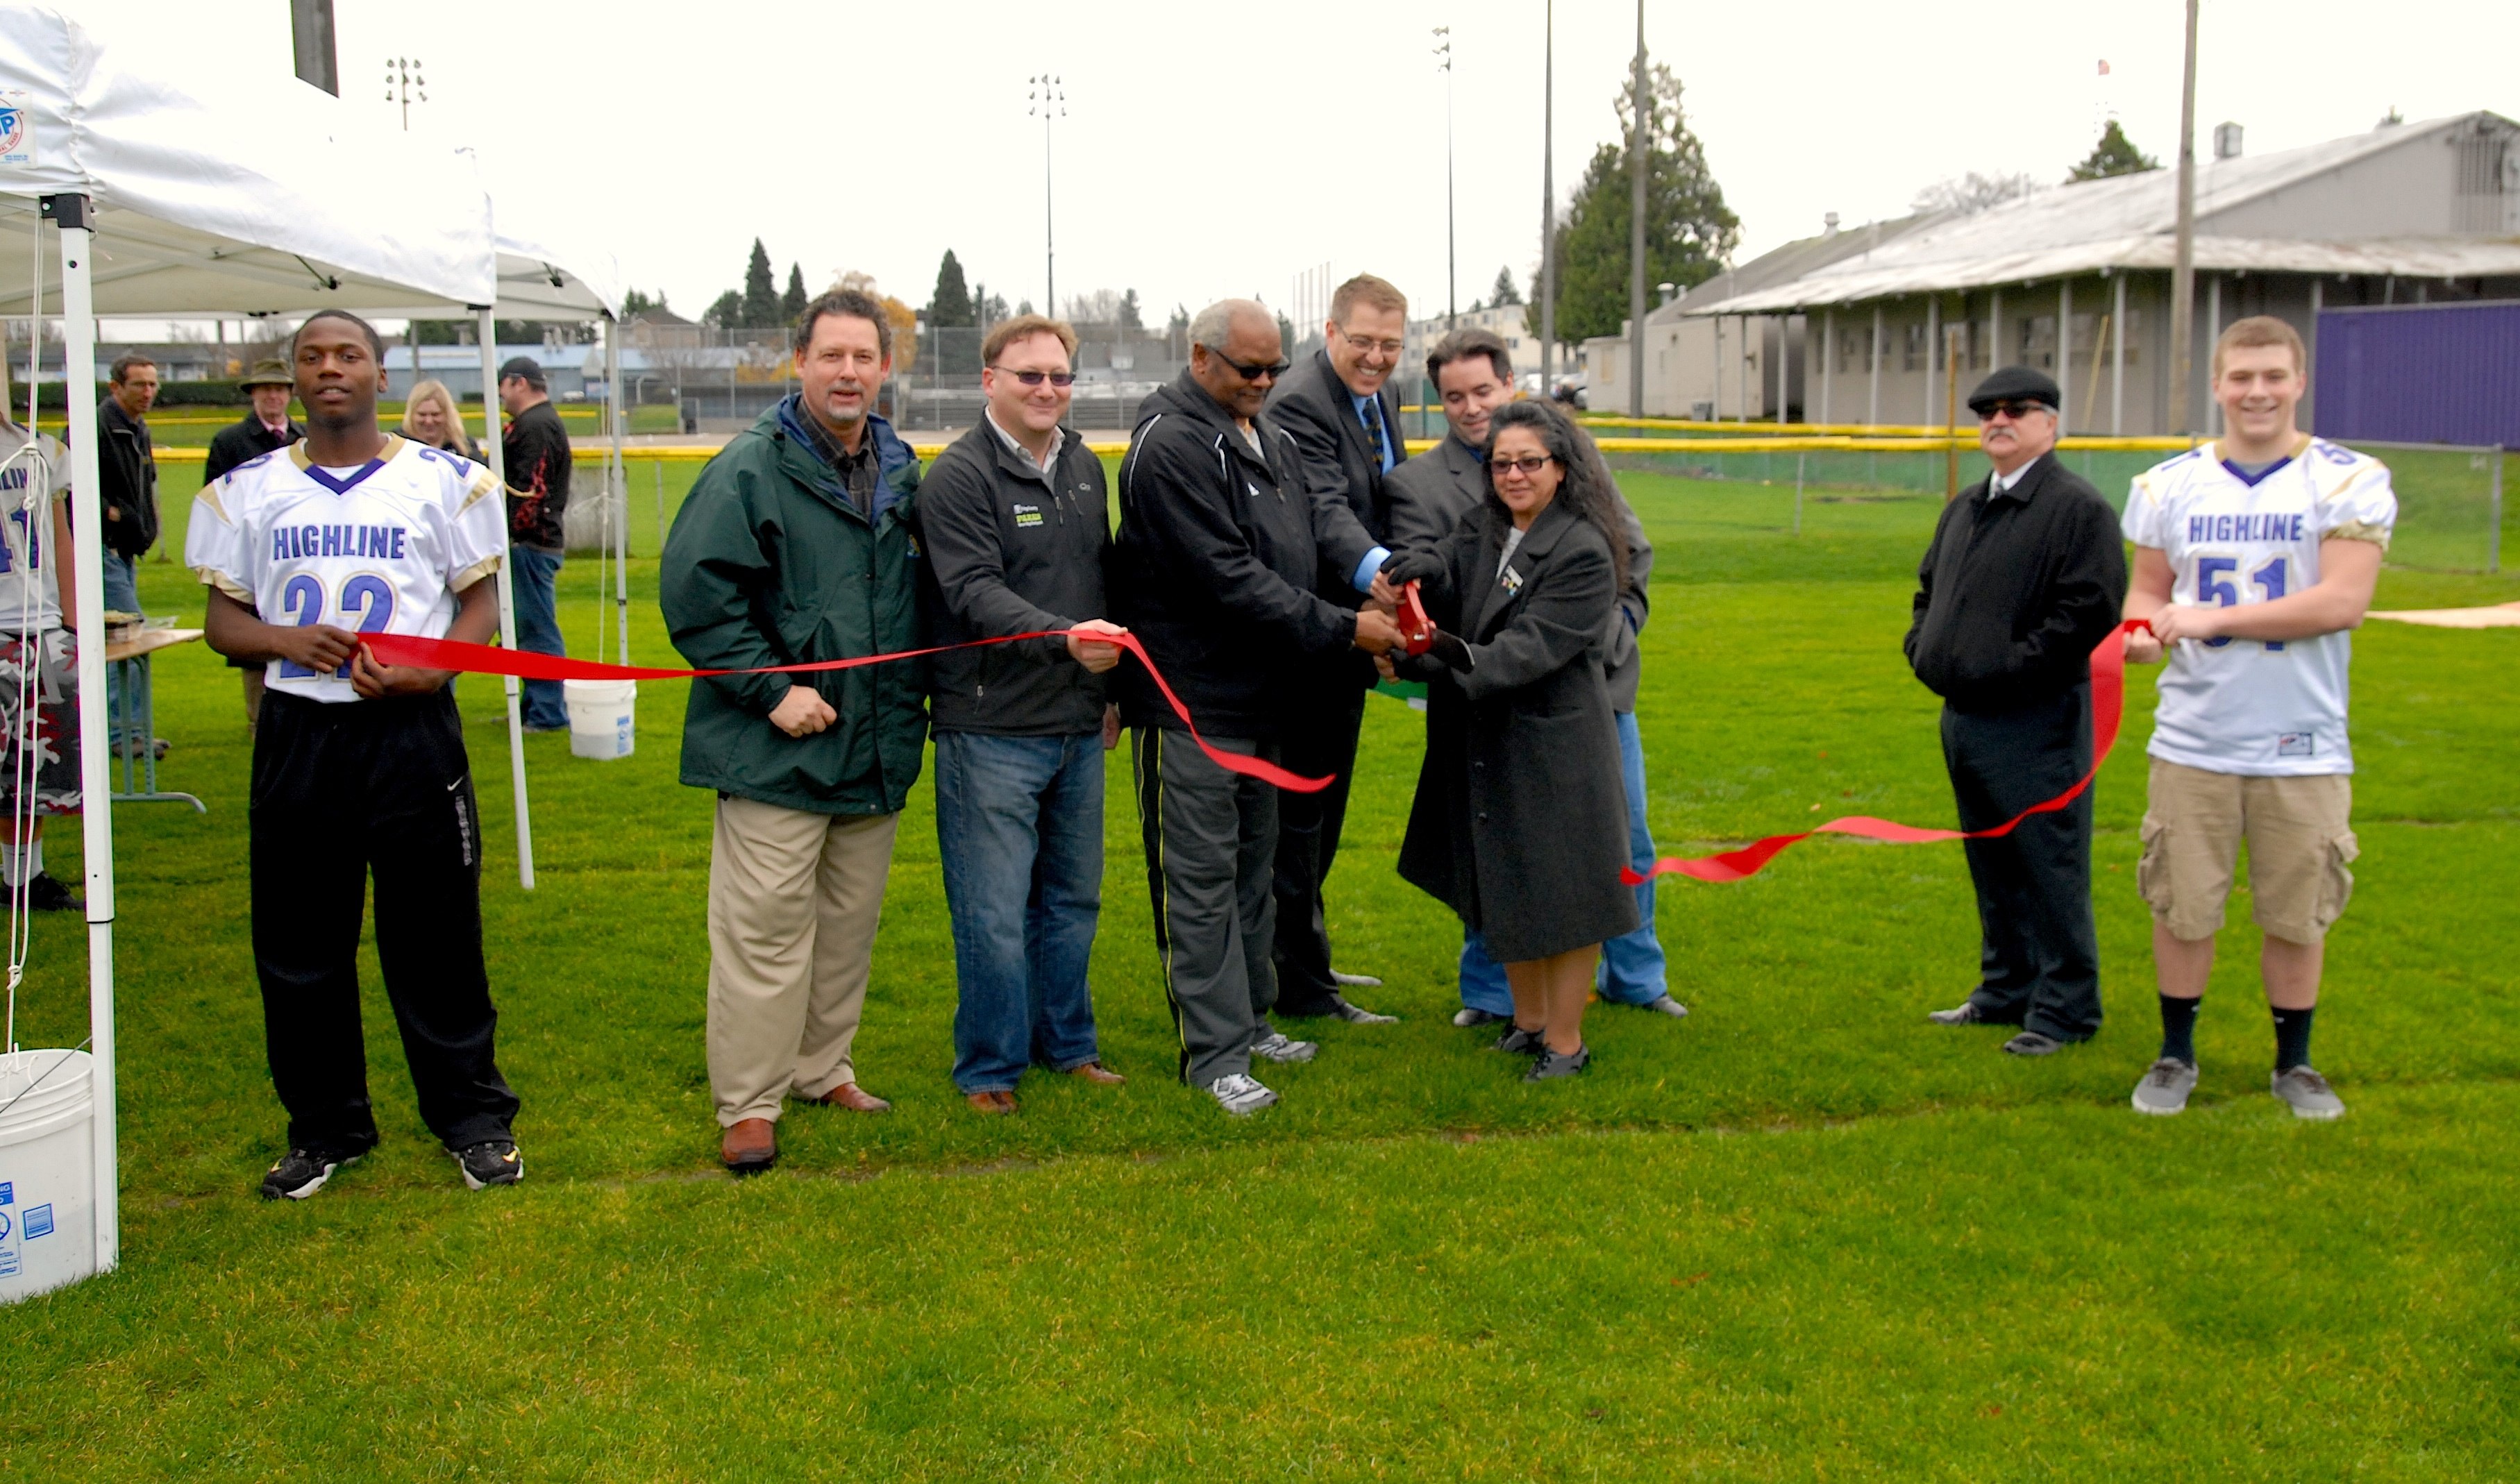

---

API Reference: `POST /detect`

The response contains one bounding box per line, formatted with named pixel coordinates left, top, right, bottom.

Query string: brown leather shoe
left=721, top=1117, right=776, bottom=1175
left=964, top=1090, right=1016, bottom=1115
left=807, top=1082, right=891, bottom=1113
left=1068, top=1061, right=1126, bottom=1086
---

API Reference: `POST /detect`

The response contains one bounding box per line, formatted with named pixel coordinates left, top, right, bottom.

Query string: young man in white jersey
left=0, top=380, right=82, bottom=913
left=188, top=311, right=525, bottom=1197
left=2121, top=316, right=2394, bottom=1120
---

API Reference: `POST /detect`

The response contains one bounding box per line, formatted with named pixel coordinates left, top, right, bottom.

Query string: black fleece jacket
left=1904, top=453, right=2128, bottom=713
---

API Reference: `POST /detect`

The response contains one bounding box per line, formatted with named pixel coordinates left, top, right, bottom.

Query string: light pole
left=1028, top=74, right=1064, bottom=319
left=1436, top=27, right=1456, bottom=330
left=2168, top=0, right=2200, bottom=433
left=382, top=56, right=426, bottom=132
left=1627, top=1, right=1647, bottom=419
left=1539, top=0, right=1556, bottom=394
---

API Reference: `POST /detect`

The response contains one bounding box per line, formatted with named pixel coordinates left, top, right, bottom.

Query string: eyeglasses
left=992, top=367, right=1077, bottom=387
left=1207, top=351, right=1290, bottom=381
left=1976, top=399, right=2053, bottom=422
left=1491, top=453, right=1556, bottom=476
left=1335, top=328, right=1406, bottom=357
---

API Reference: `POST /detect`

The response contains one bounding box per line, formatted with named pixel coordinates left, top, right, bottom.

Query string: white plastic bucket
left=0, top=1049, right=96, bottom=1304
left=563, top=678, right=637, bottom=761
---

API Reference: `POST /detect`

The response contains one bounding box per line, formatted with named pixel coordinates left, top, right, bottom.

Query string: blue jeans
left=934, top=730, right=1105, bottom=1093
left=1461, top=709, right=1667, bottom=1012
left=509, top=546, right=568, bottom=730
left=101, top=550, right=142, bottom=745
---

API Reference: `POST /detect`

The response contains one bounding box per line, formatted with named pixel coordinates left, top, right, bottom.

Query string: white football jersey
left=187, top=434, right=505, bottom=703
left=0, top=424, right=69, bottom=632
left=2122, top=437, right=2396, bottom=776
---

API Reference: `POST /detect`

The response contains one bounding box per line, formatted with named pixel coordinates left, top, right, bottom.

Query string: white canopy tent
left=0, top=6, right=551, bottom=1283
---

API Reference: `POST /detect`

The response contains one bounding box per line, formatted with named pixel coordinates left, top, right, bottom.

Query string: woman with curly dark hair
left=1382, top=399, right=1636, bottom=1080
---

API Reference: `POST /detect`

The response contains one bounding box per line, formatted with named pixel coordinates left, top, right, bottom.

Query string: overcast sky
left=78, top=0, right=2520, bottom=331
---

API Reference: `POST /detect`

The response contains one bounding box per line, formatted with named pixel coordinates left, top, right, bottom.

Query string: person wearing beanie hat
left=1905, top=365, right=2127, bottom=1057
left=205, top=358, right=307, bottom=733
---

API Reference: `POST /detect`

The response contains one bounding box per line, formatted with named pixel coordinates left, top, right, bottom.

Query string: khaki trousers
left=707, top=795, right=898, bottom=1126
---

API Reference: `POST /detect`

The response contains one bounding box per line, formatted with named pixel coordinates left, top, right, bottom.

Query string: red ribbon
left=1625, top=619, right=2149, bottom=884
left=359, top=627, right=1335, bottom=793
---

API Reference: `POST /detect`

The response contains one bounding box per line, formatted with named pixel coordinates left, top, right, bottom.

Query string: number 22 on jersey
left=277, top=572, right=398, bottom=677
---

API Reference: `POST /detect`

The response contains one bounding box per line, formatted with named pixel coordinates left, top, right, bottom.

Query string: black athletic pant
left=1270, top=680, right=1367, bottom=1015
left=1940, top=684, right=2103, bottom=1043
left=251, top=688, right=519, bottom=1154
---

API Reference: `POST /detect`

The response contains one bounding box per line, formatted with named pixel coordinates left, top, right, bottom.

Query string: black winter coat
left=96, top=398, right=158, bottom=559
left=910, top=421, right=1109, bottom=736
left=1396, top=500, right=1638, bottom=961
left=1107, top=371, right=1373, bottom=740
left=203, top=414, right=303, bottom=484
left=1904, top=453, right=2127, bottom=714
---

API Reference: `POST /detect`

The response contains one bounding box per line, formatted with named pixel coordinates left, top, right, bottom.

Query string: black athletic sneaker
left=259, top=1146, right=360, bottom=1201
left=23, top=873, right=81, bottom=912
left=450, top=1138, right=524, bottom=1190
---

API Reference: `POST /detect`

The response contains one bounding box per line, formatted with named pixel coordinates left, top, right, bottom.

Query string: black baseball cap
left=497, top=356, right=546, bottom=389
left=1966, top=365, right=2060, bottom=414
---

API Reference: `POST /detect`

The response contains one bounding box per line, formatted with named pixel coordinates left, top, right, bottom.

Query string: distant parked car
left=1550, top=376, right=1588, bottom=411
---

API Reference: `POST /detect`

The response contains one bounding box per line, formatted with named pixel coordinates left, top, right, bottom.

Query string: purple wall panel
left=2317, top=302, right=2520, bottom=448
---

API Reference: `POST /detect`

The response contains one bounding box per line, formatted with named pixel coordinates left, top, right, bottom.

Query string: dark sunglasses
left=1209, top=352, right=1291, bottom=381
left=993, top=366, right=1077, bottom=387
left=1975, top=398, right=2053, bottom=421
left=1491, top=453, right=1556, bottom=475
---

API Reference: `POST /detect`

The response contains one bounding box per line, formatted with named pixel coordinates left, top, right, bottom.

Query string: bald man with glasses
left=1109, top=300, right=1405, bottom=1115
left=1261, top=273, right=1413, bottom=1024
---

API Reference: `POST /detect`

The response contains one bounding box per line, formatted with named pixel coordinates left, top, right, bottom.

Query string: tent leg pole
left=477, top=310, right=534, bottom=890
left=609, top=316, right=628, bottom=664
left=52, top=196, right=118, bottom=1274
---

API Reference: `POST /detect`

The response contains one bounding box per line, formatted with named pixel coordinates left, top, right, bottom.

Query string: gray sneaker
left=1323, top=995, right=1400, bottom=1025
left=1207, top=1072, right=1278, bottom=1116
left=1452, top=1007, right=1507, bottom=1027
left=1251, top=1030, right=1318, bottom=1064
left=1330, top=970, right=1384, bottom=989
left=2271, top=1065, right=2346, bottom=1120
left=2131, top=1058, right=2199, bottom=1115
left=1638, top=995, right=1689, bottom=1018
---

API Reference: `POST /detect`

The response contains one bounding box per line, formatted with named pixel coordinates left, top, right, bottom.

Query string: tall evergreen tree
left=622, top=287, right=667, bottom=319
left=1527, top=62, right=1738, bottom=348
left=927, top=251, right=976, bottom=328
left=704, top=289, right=744, bottom=330
left=781, top=264, right=808, bottom=323
left=1119, top=288, right=1144, bottom=330
left=739, top=239, right=780, bottom=329
left=1489, top=265, right=1523, bottom=306
left=2068, top=119, right=2161, bottom=181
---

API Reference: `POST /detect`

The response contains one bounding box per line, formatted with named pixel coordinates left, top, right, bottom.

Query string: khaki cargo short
left=2137, top=758, right=2358, bottom=945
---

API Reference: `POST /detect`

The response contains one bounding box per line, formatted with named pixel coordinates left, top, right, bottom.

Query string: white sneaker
left=2131, top=1058, right=2199, bottom=1115
left=1207, top=1072, right=1278, bottom=1116
left=1251, top=1031, right=1318, bottom=1064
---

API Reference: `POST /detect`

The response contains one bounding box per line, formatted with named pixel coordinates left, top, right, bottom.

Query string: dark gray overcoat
left=1396, top=499, right=1639, bottom=961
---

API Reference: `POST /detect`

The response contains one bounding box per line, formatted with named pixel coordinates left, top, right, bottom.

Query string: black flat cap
left=1966, top=365, right=2060, bottom=413
left=497, top=355, right=546, bottom=388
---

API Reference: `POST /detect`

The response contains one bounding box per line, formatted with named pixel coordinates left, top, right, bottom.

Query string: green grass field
left=6, top=464, right=2517, bottom=1478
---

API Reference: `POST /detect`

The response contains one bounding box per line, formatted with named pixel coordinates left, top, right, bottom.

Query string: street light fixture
left=383, top=56, right=426, bottom=132
left=1436, top=26, right=1455, bottom=330
left=1027, top=74, right=1066, bottom=318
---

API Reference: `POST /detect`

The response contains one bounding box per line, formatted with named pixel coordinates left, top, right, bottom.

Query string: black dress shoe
left=1492, top=1025, right=1545, bottom=1055
left=1927, top=1002, right=2022, bottom=1027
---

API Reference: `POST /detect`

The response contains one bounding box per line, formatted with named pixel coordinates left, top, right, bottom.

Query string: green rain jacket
left=660, top=398, right=927, bottom=816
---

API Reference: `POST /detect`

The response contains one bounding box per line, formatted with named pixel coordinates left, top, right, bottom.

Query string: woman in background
left=401, top=378, right=480, bottom=459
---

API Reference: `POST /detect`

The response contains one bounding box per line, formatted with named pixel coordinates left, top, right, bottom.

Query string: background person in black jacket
left=96, top=352, right=162, bottom=756
left=1261, top=274, right=1411, bottom=1024
left=912, top=314, right=1131, bottom=1116
left=204, top=359, right=304, bottom=735
left=1904, top=366, right=2128, bottom=1056
left=498, top=357, right=572, bottom=732
left=1109, top=300, right=1404, bottom=1117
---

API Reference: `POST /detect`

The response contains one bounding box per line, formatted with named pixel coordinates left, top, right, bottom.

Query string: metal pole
left=2112, top=271, right=2127, bottom=434
left=1924, top=298, right=1940, bottom=425
left=1045, top=107, right=1055, bottom=317
left=1539, top=0, right=1555, bottom=396
left=1627, top=0, right=1647, bottom=419
left=1991, top=287, right=2004, bottom=371
left=1776, top=314, right=1789, bottom=424
left=1711, top=315, right=1722, bottom=418
left=608, top=314, right=628, bottom=664
left=49, top=195, right=117, bottom=1274
left=1440, top=28, right=1456, bottom=330
left=476, top=308, right=535, bottom=890
left=2169, top=0, right=2200, bottom=433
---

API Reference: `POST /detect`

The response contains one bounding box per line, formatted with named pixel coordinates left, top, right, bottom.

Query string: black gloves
left=1380, top=550, right=1445, bottom=587
left=1426, top=630, right=1474, bottom=673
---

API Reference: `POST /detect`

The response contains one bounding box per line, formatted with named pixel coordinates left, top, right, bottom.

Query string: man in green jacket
left=660, top=289, right=925, bottom=1175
